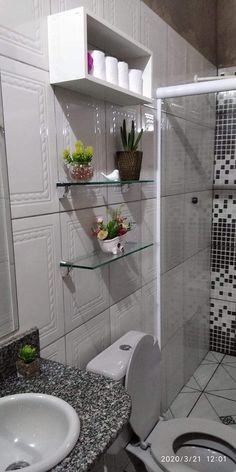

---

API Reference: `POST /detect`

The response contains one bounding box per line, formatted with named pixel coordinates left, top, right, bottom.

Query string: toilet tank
left=86, top=331, right=145, bottom=381
left=87, top=330, right=162, bottom=442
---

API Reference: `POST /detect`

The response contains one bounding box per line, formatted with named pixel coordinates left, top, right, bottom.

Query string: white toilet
left=87, top=331, right=236, bottom=472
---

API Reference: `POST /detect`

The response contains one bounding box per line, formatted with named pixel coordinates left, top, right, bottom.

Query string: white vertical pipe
left=156, top=98, right=162, bottom=348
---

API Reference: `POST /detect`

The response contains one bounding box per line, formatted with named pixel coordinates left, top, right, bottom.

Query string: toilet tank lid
left=86, top=331, right=146, bottom=381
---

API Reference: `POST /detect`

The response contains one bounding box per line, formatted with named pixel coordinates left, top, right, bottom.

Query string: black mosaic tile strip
left=211, top=91, right=236, bottom=356
left=210, top=300, right=236, bottom=356
left=0, top=327, right=39, bottom=380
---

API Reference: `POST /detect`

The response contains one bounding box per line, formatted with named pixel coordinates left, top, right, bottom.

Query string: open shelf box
left=48, top=7, right=152, bottom=106
left=60, top=241, right=153, bottom=271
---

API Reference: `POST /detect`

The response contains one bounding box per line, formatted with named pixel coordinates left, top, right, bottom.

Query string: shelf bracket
left=57, top=185, right=69, bottom=199
left=60, top=262, right=73, bottom=278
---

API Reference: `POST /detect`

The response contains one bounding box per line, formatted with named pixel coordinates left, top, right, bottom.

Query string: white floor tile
left=206, top=393, right=236, bottom=417
left=188, top=394, right=220, bottom=422
left=202, top=351, right=220, bottom=364
left=193, top=363, right=218, bottom=389
left=163, top=409, right=174, bottom=420
left=223, top=364, right=236, bottom=381
left=170, top=392, right=201, bottom=418
left=182, top=376, right=202, bottom=392
left=206, top=366, right=236, bottom=391
left=223, top=355, right=236, bottom=365
left=211, top=351, right=225, bottom=362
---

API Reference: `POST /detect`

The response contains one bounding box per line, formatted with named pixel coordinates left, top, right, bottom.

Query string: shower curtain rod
left=156, top=77, right=236, bottom=99
left=194, top=74, right=234, bottom=82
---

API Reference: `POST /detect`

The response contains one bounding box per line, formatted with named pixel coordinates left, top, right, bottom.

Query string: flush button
left=119, top=344, right=132, bottom=351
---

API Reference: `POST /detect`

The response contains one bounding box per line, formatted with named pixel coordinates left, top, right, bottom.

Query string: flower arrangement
left=63, top=140, right=94, bottom=181
left=63, top=140, right=94, bottom=165
left=92, top=208, right=132, bottom=241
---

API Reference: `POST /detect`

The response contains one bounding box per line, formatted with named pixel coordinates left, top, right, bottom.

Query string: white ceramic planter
left=98, top=236, right=126, bottom=255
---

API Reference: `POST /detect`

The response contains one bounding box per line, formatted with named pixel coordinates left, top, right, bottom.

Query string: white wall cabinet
left=48, top=7, right=152, bottom=105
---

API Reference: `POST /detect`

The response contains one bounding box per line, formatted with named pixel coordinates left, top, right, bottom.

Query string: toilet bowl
left=86, top=331, right=236, bottom=472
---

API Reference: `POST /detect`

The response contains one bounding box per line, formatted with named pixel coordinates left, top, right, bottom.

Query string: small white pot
left=98, top=236, right=125, bottom=255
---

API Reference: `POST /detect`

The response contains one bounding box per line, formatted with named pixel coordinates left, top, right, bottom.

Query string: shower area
left=158, top=78, right=236, bottom=427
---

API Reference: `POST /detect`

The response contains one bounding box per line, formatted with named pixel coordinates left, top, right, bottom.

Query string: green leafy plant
left=19, top=345, right=37, bottom=364
left=120, top=119, right=143, bottom=151
left=92, top=207, right=132, bottom=241
left=63, top=140, right=94, bottom=165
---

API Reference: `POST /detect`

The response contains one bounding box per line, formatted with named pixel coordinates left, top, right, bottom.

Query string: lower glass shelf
left=57, top=179, right=154, bottom=187
left=60, top=241, right=153, bottom=271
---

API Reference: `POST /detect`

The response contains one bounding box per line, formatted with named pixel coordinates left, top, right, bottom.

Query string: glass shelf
left=57, top=179, right=154, bottom=187
left=56, top=180, right=155, bottom=197
left=60, top=241, right=153, bottom=271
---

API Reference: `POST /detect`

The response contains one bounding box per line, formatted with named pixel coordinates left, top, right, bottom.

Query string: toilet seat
left=147, top=418, right=236, bottom=472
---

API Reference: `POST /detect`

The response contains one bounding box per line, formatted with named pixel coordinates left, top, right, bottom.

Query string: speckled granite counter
left=0, top=359, right=131, bottom=472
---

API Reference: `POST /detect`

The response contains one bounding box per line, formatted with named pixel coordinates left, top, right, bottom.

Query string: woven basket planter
left=116, top=151, right=143, bottom=181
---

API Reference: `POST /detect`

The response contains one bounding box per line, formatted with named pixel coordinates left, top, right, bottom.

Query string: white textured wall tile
left=161, top=264, right=184, bottom=347
left=166, top=27, right=187, bottom=118
left=0, top=261, right=16, bottom=337
left=51, top=0, right=103, bottom=15
left=161, top=194, right=184, bottom=273
left=41, top=337, right=66, bottom=364
left=141, top=3, right=168, bottom=93
left=184, top=191, right=212, bottom=259
left=0, top=0, right=50, bottom=70
left=165, top=327, right=184, bottom=406
left=183, top=249, right=211, bottom=323
left=13, top=214, right=64, bottom=348
left=109, top=201, right=142, bottom=304
left=141, top=280, right=157, bottom=337
left=105, top=103, right=141, bottom=205
left=140, top=105, right=157, bottom=200
left=0, top=57, right=59, bottom=218
left=110, top=289, right=142, bottom=342
left=103, top=0, right=140, bottom=41
left=141, top=198, right=157, bottom=285
left=60, top=207, right=109, bottom=333
left=66, top=309, right=110, bottom=369
left=161, top=114, right=186, bottom=197
left=55, top=88, right=107, bottom=210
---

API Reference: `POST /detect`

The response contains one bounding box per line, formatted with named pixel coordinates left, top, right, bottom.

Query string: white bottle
left=89, top=50, right=105, bottom=80
left=105, top=56, right=118, bottom=85
left=129, top=69, right=143, bottom=95
left=118, top=61, right=129, bottom=89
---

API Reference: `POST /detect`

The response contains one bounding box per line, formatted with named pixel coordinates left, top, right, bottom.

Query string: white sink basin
left=0, top=393, right=80, bottom=472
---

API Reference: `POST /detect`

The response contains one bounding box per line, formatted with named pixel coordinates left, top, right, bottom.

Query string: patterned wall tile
left=210, top=300, right=236, bottom=356
left=214, top=92, right=236, bottom=188
left=211, top=191, right=236, bottom=301
left=211, top=90, right=236, bottom=357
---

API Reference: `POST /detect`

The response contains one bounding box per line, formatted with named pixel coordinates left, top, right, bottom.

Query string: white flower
left=96, top=216, right=103, bottom=224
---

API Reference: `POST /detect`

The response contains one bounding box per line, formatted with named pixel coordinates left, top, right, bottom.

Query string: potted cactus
left=16, top=344, right=40, bottom=378
left=116, top=119, right=143, bottom=180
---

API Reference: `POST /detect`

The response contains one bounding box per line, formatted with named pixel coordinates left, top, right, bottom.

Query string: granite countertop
left=0, top=359, right=131, bottom=472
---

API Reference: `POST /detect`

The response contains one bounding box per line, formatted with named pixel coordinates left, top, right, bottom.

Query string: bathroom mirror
left=0, top=75, right=18, bottom=339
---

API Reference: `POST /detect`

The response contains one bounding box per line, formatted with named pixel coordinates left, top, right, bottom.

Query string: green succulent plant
left=19, top=345, right=37, bottom=364
left=63, top=140, right=94, bottom=165
left=120, top=119, right=143, bottom=151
